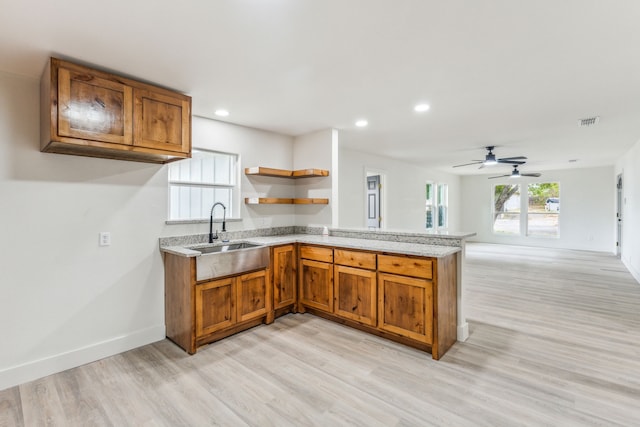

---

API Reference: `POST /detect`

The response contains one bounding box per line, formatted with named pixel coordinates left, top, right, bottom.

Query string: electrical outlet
left=99, top=232, right=111, bottom=246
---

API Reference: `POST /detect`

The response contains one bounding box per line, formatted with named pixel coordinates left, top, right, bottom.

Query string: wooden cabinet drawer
left=378, top=255, right=433, bottom=279
left=300, top=245, right=333, bottom=263
left=334, top=249, right=376, bottom=270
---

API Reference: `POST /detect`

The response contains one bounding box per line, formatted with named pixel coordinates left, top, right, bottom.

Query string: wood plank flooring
left=2, top=243, right=639, bottom=426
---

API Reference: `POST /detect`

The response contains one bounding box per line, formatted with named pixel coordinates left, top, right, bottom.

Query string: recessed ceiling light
left=215, top=109, right=229, bottom=117
left=355, top=120, right=368, bottom=127
left=414, top=103, right=430, bottom=112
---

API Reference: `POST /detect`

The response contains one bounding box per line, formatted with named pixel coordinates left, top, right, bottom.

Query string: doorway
left=366, top=174, right=382, bottom=229
left=616, top=174, right=623, bottom=257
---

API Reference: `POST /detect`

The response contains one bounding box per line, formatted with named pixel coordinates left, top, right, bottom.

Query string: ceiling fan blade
left=488, top=174, right=510, bottom=179
left=497, top=159, right=526, bottom=165
left=453, top=161, right=483, bottom=168
left=498, top=156, right=527, bottom=161
left=522, top=173, right=542, bottom=177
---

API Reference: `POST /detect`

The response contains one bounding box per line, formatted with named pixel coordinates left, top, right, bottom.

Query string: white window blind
left=168, top=149, right=238, bottom=221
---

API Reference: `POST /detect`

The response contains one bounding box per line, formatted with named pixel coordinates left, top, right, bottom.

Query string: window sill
left=165, top=218, right=243, bottom=225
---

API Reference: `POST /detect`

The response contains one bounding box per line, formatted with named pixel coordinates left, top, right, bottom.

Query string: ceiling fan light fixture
left=484, top=152, right=497, bottom=165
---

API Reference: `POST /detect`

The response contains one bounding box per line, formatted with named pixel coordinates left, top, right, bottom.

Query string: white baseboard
left=457, top=322, right=469, bottom=342
left=0, top=325, right=165, bottom=392
left=622, top=256, right=640, bottom=285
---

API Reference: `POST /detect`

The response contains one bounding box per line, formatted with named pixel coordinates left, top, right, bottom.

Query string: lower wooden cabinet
left=272, top=245, right=297, bottom=312
left=195, top=270, right=270, bottom=339
left=377, top=272, right=433, bottom=344
left=166, top=243, right=457, bottom=359
left=164, top=251, right=272, bottom=354
left=196, top=277, right=235, bottom=337
left=299, top=259, right=333, bottom=313
left=334, top=265, right=377, bottom=326
left=237, top=270, right=270, bottom=323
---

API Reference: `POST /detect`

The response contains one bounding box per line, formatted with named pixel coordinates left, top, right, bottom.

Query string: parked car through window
left=545, top=198, right=560, bottom=212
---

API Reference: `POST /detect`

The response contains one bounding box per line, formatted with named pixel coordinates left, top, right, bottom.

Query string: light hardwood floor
left=2, top=243, right=639, bottom=426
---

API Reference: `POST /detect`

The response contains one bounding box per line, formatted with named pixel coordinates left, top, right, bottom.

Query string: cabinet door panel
left=299, top=259, right=333, bottom=312
left=335, top=265, right=377, bottom=326
left=273, top=245, right=296, bottom=309
left=133, top=88, right=190, bottom=153
left=58, top=67, right=133, bottom=144
left=196, top=278, right=235, bottom=337
left=378, top=273, right=433, bottom=343
left=237, top=270, right=269, bottom=323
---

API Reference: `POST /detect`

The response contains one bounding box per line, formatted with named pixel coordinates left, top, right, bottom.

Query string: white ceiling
left=1, top=0, right=640, bottom=175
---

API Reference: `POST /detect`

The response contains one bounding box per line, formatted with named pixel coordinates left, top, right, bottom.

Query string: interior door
left=366, top=175, right=381, bottom=229
left=617, top=174, right=623, bottom=257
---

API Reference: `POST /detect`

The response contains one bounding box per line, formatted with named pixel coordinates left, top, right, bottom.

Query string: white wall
left=168, top=116, right=296, bottom=235
left=0, top=71, right=167, bottom=390
left=293, top=129, right=335, bottom=227
left=615, top=140, right=640, bottom=283
left=460, top=166, right=616, bottom=252
left=0, top=71, right=299, bottom=390
left=338, top=147, right=462, bottom=231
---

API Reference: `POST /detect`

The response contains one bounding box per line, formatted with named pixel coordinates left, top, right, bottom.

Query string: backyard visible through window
left=493, top=184, right=520, bottom=234
left=492, top=182, right=560, bottom=237
left=527, top=183, right=560, bottom=237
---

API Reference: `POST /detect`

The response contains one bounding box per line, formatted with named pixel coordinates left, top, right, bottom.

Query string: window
left=492, top=182, right=560, bottom=238
left=437, top=183, right=448, bottom=228
left=426, top=182, right=448, bottom=230
left=493, top=184, right=520, bottom=234
left=425, top=183, right=435, bottom=229
left=168, top=149, right=239, bottom=221
left=527, top=183, right=560, bottom=237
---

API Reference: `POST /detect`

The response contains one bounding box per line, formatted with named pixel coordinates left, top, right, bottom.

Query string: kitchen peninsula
left=160, top=227, right=474, bottom=360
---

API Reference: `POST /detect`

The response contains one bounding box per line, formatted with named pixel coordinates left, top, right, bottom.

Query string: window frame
left=492, top=183, right=521, bottom=235
left=526, top=182, right=560, bottom=238
left=425, top=182, right=435, bottom=230
left=491, top=180, right=560, bottom=238
left=167, top=149, right=241, bottom=224
left=437, top=183, right=448, bottom=229
left=425, top=182, right=448, bottom=231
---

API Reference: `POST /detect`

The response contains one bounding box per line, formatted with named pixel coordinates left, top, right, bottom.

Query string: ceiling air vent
left=578, top=116, right=600, bottom=127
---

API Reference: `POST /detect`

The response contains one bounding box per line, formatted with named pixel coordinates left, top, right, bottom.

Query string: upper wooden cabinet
left=133, top=88, right=190, bottom=154
left=41, top=57, right=191, bottom=164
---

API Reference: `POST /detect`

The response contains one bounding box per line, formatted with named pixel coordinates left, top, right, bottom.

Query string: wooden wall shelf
left=245, top=198, right=329, bottom=205
left=245, top=167, right=329, bottom=178
left=245, top=166, right=330, bottom=205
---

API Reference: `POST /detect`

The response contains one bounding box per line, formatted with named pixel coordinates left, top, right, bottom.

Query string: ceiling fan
left=489, top=165, right=541, bottom=179
left=453, top=146, right=527, bottom=168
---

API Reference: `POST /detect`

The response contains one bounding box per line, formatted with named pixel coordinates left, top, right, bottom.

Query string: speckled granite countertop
left=161, top=234, right=461, bottom=259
